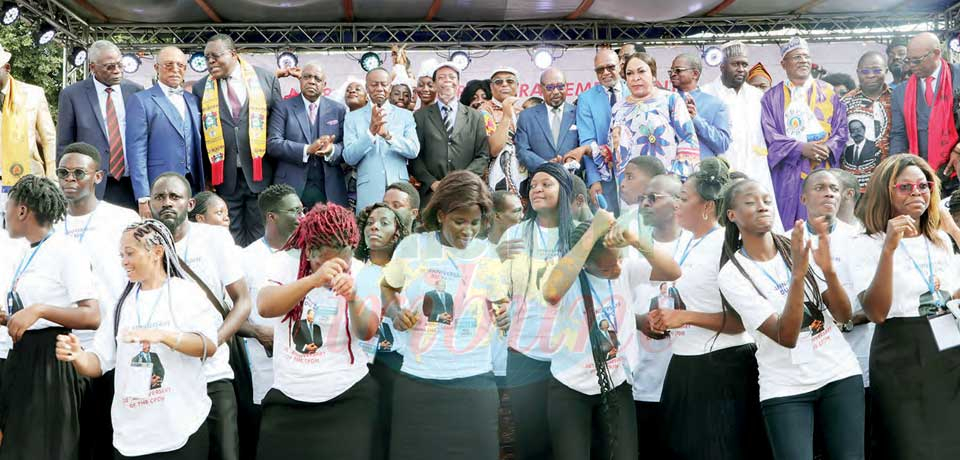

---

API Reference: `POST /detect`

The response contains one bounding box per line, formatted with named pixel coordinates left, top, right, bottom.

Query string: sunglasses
left=594, top=64, right=617, bottom=75
left=96, top=62, right=123, bottom=71
left=858, top=68, right=885, bottom=76
left=543, top=83, right=565, bottom=92
left=56, top=168, right=93, bottom=180
left=492, top=78, right=517, bottom=86
left=905, top=50, right=933, bottom=67
left=891, top=181, right=933, bottom=194
left=160, top=62, right=187, bottom=71
left=668, top=67, right=692, bottom=75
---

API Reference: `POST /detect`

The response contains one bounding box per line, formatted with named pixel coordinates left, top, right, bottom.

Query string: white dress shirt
left=157, top=81, right=186, bottom=120
left=221, top=64, right=248, bottom=115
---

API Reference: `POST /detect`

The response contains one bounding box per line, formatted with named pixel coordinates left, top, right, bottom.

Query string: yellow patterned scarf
left=201, top=59, right=267, bottom=186
left=1, top=77, right=30, bottom=187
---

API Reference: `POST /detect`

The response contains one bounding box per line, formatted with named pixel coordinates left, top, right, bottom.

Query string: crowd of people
left=0, top=27, right=958, bottom=460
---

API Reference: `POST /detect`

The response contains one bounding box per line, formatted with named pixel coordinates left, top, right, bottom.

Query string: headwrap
left=780, top=36, right=809, bottom=59
left=748, top=62, right=773, bottom=84
left=416, top=58, right=440, bottom=79
left=330, top=75, right=364, bottom=106
left=520, top=162, right=572, bottom=201
left=721, top=40, right=747, bottom=60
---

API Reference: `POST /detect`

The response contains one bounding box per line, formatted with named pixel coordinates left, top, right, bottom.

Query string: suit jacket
left=891, top=63, right=960, bottom=159
left=2, top=79, right=56, bottom=179
left=575, top=80, right=627, bottom=186
left=423, top=290, right=454, bottom=323
left=514, top=102, right=579, bottom=172
left=191, top=66, right=282, bottom=194
left=125, top=84, right=205, bottom=199
left=267, top=95, right=348, bottom=206
left=411, top=102, right=490, bottom=204
left=342, top=103, right=420, bottom=213
left=842, top=140, right=878, bottom=167
left=56, top=77, right=144, bottom=198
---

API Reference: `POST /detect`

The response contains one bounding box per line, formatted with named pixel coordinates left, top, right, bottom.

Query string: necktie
left=608, top=87, right=617, bottom=107
left=105, top=88, right=125, bottom=180
left=224, top=77, right=242, bottom=121
left=924, top=76, right=934, bottom=106
left=854, top=144, right=861, bottom=162
left=167, top=87, right=183, bottom=96
left=441, top=105, right=454, bottom=136
left=308, top=102, right=317, bottom=126
left=551, top=107, right=562, bottom=145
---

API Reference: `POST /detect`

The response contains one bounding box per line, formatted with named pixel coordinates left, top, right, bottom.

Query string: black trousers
left=114, top=421, right=209, bottom=460
left=548, top=379, right=637, bottom=460
left=369, top=353, right=403, bottom=460
left=103, top=176, right=137, bottom=211
left=206, top=379, right=239, bottom=460
left=634, top=401, right=667, bottom=459
left=79, top=371, right=116, bottom=460
left=220, top=172, right=264, bottom=247
left=505, top=349, right=553, bottom=460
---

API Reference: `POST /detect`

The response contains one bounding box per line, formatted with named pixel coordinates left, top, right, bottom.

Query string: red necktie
left=105, top=88, right=124, bottom=180
left=924, top=76, right=934, bottom=106
left=224, top=77, right=242, bottom=121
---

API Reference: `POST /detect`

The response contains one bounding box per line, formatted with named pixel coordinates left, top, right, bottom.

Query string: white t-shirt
left=718, top=250, right=862, bottom=401
left=175, top=222, right=244, bottom=382
left=356, top=263, right=405, bottom=364
left=549, top=255, right=647, bottom=396
left=672, top=228, right=753, bottom=356
left=10, top=232, right=99, bottom=331
left=382, top=232, right=508, bottom=380
left=241, top=238, right=284, bottom=405
left=264, top=251, right=372, bottom=403
left=90, top=277, right=220, bottom=457
left=503, top=222, right=564, bottom=361
left=59, top=202, right=139, bottom=348
left=0, top=233, right=27, bottom=358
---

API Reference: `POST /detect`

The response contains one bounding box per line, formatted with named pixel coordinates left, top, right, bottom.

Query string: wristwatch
left=137, top=197, right=150, bottom=204
left=838, top=320, right=854, bottom=333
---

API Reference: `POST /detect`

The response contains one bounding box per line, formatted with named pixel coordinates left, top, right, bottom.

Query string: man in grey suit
left=411, top=62, right=490, bottom=205
left=192, top=34, right=282, bottom=246
left=57, top=40, right=143, bottom=209
left=890, top=32, right=960, bottom=175
left=267, top=63, right=348, bottom=208
left=514, top=68, right=583, bottom=173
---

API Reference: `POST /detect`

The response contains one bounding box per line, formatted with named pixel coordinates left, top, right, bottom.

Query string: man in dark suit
left=126, top=46, right=205, bottom=218
left=842, top=120, right=878, bottom=169
left=192, top=34, right=282, bottom=246
left=293, top=307, right=324, bottom=353
left=422, top=279, right=454, bottom=325
left=57, top=40, right=143, bottom=209
left=890, top=32, right=960, bottom=175
left=411, top=62, right=489, bottom=205
left=514, top=67, right=582, bottom=173
left=267, top=62, right=347, bottom=208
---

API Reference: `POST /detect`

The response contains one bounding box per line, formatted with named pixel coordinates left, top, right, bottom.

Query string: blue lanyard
left=134, top=281, right=165, bottom=327
left=63, top=206, right=98, bottom=243
left=899, top=239, right=942, bottom=305
left=739, top=247, right=791, bottom=295
left=586, top=276, right=618, bottom=331
left=678, top=227, right=718, bottom=266
left=10, top=233, right=53, bottom=291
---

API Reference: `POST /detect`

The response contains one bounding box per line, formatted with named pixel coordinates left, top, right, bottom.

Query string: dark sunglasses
left=858, top=68, right=885, bottom=76
left=56, top=168, right=93, bottom=180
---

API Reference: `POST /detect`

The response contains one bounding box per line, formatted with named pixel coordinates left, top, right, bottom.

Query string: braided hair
left=8, top=175, right=67, bottom=227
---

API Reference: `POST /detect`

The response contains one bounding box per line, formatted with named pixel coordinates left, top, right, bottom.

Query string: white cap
left=490, top=66, right=519, bottom=79
left=416, top=58, right=440, bottom=79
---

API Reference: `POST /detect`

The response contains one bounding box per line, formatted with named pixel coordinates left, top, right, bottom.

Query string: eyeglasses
left=543, top=83, right=565, bottom=92
left=96, top=61, right=123, bottom=71
left=905, top=50, right=934, bottom=66
left=492, top=78, right=517, bottom=86
left=160, top=62, right=187, bottom=71
left=640, top=193, right=674, bottom=204
left=668, top=67, right=692, bottom=75
left=275, top=205, right=305, bottom=216
left=891, top=181, right=934, bottom=194
left=858, top=68, right=885, bottom=76
left=594, top=64, right=617, bottom=75
left=56, top=168, right=93, bottom=180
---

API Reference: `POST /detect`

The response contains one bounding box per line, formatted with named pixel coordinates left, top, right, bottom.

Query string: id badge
left=929, top=313, right=960, bottom=351
left=125, top=362, right=153, bottom=399
left=790, top=331, right=815, bottom=365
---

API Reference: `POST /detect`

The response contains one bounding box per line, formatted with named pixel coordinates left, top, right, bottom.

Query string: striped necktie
left=441, top=105, right=454, bottom=136
left=105, top=87, right=125, bottom=180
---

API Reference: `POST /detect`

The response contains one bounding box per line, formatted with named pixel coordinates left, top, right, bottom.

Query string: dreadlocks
left=8, top=175, right=67, bottom=227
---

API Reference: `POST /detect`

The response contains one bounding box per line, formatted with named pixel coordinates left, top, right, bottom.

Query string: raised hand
left=589, top=209, right=617, bottom=238
left=884, top=214, right=918, bottom=252
left=496, top=238, right=525, bottom=261
left=55, top=333, right=82, bottom=362
left=310, top=258, right=350, bottom=288
left=790, top=220, right=811, bottom=278
left=392, top=308, right=420, bottom=332
left=808, top=216, right=834, bottom=274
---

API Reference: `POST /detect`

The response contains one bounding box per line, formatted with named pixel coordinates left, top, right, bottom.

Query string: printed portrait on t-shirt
left=801, top=300, right=827, bottom=335
left=648, top=282, right=684, bottom=311
left=293, top=307, right=324, bottom=354
left=423, top=278, right=454, bottom=325
left=131, top=342, right=165, bottom=389
left=592, top=302, right=620, bottom=361
left=378, top=324, right=395, bottom=352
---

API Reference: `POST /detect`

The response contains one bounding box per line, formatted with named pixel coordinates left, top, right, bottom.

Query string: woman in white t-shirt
left=541, top=210, right=681, bottom=460
left=845, top=155, right=960, bottom=460
left=355, top=202, right=413, bottom=460
left=1, top=176, right=100, bottom=460
left=381, top=171, right=510, bottom=460
left=649, top=158, right=768, bottom=459
left=255, top=203, right=380, bottom=460
left=57, top=219, right=219, bottom=459
left=717, top=179, right=863, bottom=460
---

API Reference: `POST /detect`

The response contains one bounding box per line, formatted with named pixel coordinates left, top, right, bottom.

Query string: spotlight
left=277, top=51, right=298, bottom=69
left=450, top=51, right=471, bottom=71
left=533, top=48, right=553, bottom=69
left=703, top=46, right=723, bottom=67
left=950, top=36, right=960, bottom=54
left=189, top=51, right=207, bottom=73
left=359, top=51, right=382, bottom=72
left=33, top=23, right=56, bottom=45
left=69, top=47, right=87, bottom=67
left=1, top=2, right=19, bottom=26
left=121, top=53, right=141, bottom=73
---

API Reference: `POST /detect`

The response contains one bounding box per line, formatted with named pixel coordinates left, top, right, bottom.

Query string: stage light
left=34, top=23, right=56, bottom=45
left=121, top=53, right=141, bottom=73
left=450, top=51, right=471, bottom=71
left=359, top=52, right=382, bottom=72
left=533, top=49, right=553, bottom=69
left=950, top=36, right=960, bottom=54
left=69, top=47, right=87, bottom=67
left=277, top=51, right=298, bottom=69
left=703, top=46, right=723, bottom=67
left=1, top=2, right=20, bottom=26
left=189, top=51, right=207, bottom=73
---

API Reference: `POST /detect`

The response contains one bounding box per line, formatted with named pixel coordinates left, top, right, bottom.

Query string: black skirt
left=0, top=327, right=83, bottom=460
left=390, top=372, right=499, bottom=460
left=113, top=421, right=209, bottom=460
left=660, top=344, right=771, bottom=460
left=870, top=316, right=960, bottom=460
left=255, top=374, right=378, bottom=460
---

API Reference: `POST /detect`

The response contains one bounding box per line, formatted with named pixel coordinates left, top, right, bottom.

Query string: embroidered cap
left=780, top=37, right=809, bottom=59
left=721, top=41, right=747, bottom=60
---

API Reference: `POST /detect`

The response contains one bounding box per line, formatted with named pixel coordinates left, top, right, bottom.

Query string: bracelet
left=173, top=331, right=183, bottom=351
